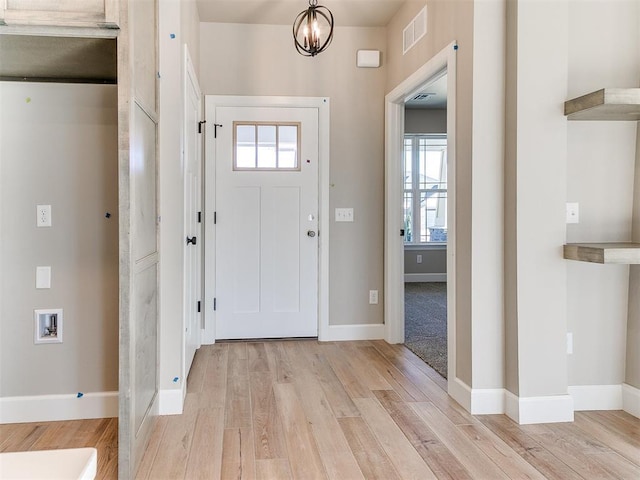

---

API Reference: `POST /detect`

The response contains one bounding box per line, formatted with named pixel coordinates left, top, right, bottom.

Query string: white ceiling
left=406, top=73, right=448, bottom=109
left=196, top=0, right=409, bottom=27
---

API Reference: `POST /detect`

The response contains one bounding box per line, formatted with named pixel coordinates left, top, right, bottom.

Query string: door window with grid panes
left=403, top=134, right=447, bottom=244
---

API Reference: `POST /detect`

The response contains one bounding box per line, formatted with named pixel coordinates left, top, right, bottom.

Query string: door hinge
left=214, top=123, right=223, bottom=138
left=198, top=120, right=206, bottom=134
left=214, top=211, right=217, bottom=225
left=197, top=211, right=202, bottom=223
left=213, top=298, right=217, bottom=311
left=197, top=300, right=201, bottom=313
left=400, top=228, right=405, bottom=237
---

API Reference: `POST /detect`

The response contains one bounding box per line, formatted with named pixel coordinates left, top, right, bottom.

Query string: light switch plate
left=335, top=208, right=354, bottom=222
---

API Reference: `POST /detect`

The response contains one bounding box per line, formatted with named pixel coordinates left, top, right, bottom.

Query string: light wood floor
left=2, top=340, right=639, bottom=479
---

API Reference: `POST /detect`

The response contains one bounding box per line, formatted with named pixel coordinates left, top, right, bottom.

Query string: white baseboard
left=622, top=383, right=640, bottom=418
left=505, top=390, right=574, bottom=424
left=448, top=378, right=505, bottom=415
left=319, top=324, right=385, bottom=341
left=0, top=392, right=117, bottom=424
left=471, top=387, right=506, bottom=414
left=569, top=384, right=622, bottom=411
left=448, top=377, right=472, bottom=412
left=158, top=388, right=184, bottom=415
left=404, top=273, right=447, bottom=282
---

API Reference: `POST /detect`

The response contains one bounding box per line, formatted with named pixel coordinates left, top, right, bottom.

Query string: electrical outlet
left=37, top=204, right=51, bottom=227
left=369, top=290, right=379, bottom=304
left=416, top=254, right=423, bottom=264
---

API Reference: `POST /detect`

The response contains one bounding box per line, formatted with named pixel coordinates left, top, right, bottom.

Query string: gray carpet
left=404, top=282, right=447, bottom=378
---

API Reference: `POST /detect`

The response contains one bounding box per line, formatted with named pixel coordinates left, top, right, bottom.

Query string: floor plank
left=321, top=343, right=375, bottom=399
left=184, top=407, right=225, bottom=479
left=299, top=343, right=361, bottom=418
left=250, top=371, right=288, bottom=460
left=456, top=423, right=547, bottom=480
left=273, top=382, right=327, bottom=480
left=225, top=346, right=251, bottom=429
left=255, top=458, right=293, bottom=480
left=286, top=343, right=364, bottom=480
left=479, top=414, right=584, bottom=480
left=220, top=427, right=256, bottom=480
left=263, top=342, right=294, bottom=383
left=144, top=394, right=199, bottom=480
left=354, top=397, right=437, bottom=480
left=374, top=390, right=472, bottom=480
left=338, top=416, right=401, bottom=480
left=573, top=411, right=640, bottom=466
left=134, top=416, right=168, bottom=480
left=410, top=402, right=509, bottom=479
left=358, top=345, right=430, bottom=402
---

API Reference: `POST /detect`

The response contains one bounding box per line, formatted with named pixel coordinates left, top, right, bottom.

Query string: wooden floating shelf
left=564, top=242, right=640, bottom=264
left=564, top=88, right=640, bottom=120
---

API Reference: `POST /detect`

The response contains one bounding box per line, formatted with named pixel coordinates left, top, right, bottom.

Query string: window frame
left=403, top=133, right=448, bottom=245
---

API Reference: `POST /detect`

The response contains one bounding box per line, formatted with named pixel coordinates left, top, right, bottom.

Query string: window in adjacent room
left=403, top=134, right=447, bottom=244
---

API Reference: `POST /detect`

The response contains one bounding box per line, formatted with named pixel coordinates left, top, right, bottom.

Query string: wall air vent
left=403, top=6, right=427, bottom=55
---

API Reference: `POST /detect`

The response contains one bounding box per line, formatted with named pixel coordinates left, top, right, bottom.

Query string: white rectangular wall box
left=566, top=202, right=579, bottom=224
left=356, top=50, right=380, bottom=68
left=335, top=208, right=354, bottom=222
left=34, top=309, right=63, bottom=344
left=36, top=266, right=51, bottom=289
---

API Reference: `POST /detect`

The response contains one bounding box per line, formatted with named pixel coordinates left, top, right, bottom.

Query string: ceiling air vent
left=412, top=93, right=434, bottom=102
left=403, top=6, right=427, bottom=55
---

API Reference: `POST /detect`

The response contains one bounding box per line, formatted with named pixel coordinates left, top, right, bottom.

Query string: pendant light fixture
left=293, top=0, right=334, bottom=57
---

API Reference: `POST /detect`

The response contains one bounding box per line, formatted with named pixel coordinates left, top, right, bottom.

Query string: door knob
left=186, top=236, right=197, bottom=245
left=307, top=230, right=316, bottom=237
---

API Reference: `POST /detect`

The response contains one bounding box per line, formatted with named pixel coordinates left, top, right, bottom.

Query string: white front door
left=214, top=106, right=319, bottom=339
left=183, top=48, right=202, bottom=373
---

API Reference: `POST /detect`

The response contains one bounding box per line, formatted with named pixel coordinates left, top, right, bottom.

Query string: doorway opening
left=384, top=42, right=457, bottom=386
left=403, top=73, right=449, bottom=378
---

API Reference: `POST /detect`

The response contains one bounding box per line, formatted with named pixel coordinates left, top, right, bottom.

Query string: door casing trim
left=203, top=95, right=330, bottom=343
left=384, top=42, right=458, bottom=386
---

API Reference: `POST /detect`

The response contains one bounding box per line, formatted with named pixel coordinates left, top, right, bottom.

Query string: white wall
left=566, top=0, right=639, bottom=388
left=0, top=83, right=118, bottom=408
left=199, top=22, right=387, bottom=327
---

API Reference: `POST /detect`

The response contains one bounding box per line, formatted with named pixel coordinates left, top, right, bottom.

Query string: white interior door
left=214, top=106, right=319, bottom=339
left=183, top=47, right=202, bottom=374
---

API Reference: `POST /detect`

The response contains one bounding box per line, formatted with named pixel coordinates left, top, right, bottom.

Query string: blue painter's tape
left=173, top=377, right=179, bottom=383
left=77, top=392, right=84, bottom=398
left=170, top=33, right=176, bottom=39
